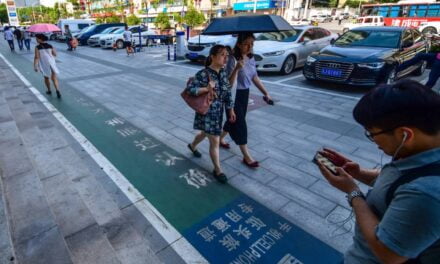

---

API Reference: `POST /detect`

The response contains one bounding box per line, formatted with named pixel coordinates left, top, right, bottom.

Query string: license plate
left=321, top=68, right=342, bottom=77
left=189, top=52, right=198, bottom=58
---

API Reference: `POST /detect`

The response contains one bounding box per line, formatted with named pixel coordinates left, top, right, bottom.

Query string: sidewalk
left=0, top=57, right=184, bottom=264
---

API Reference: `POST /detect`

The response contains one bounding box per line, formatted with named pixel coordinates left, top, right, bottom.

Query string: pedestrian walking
left=4, top=27, right=15, bottom=52
left=397, top=52, right=440, bottom=89
left=338, top=15, right=342, bottom=25
left=123, top=26, right=134, bottom=56
left=64, top=25, right=73, bottom=51
left=187, top=45, right=236, bottom=183
left=220, top=33, right=273, bottom=168
left=33, top=34, right=61, bottom=98
left=316, top=79, right=440, bottom=264
left=23, top=27, right=31, bottom=51
left=14, top=27, right=24, bottom=50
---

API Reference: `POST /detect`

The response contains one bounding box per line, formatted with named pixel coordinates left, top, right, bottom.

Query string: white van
left=57, top=19, right=95, bottom=35
left=342, top=16, right=384, bottom=32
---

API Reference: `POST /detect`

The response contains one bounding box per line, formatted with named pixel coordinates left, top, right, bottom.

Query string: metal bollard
left=167, top=45, right=170, bottom=61
left=174, top=43, right=177, bottom=61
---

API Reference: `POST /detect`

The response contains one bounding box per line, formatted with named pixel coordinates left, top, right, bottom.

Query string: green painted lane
left=0, top=45, right=240, bottom=232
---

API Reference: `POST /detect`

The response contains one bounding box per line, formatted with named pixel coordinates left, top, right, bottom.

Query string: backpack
left=373, top=163, right=440, bottom=264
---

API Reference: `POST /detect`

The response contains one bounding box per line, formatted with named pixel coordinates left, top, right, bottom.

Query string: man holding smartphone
left=316, top=79, right=440, bottom=264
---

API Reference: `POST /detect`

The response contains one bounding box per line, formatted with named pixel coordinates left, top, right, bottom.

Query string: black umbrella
left=202, top=15, right=293, bottom=35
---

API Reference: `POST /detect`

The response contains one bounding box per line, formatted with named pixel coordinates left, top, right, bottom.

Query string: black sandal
left=187, top=144, right=202, bottom=158
left=46, top=90, right=52, bottom=95
left=213, top=170, right=227, bottom=184
left=56, top=91, right=61, bottom=98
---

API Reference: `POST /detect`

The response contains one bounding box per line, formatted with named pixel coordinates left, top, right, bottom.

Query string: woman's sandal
left=243, top=158, right=259, bottom=168
left=213, top=170, right=228, bottom=184
left=220, top=142, right=230, bottom=149
left=46, top=90, right=52, bottom=95
left=187, top=144, right=202, bottom=158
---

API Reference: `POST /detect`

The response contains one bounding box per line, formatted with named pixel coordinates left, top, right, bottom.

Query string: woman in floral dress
left=187, top=45, right=236, bottom=183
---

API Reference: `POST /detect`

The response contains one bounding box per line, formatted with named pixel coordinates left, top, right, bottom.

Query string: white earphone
left=402, top=131, right=408, bottom=142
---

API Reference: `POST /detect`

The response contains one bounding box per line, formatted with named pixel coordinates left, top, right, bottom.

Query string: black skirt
left=223, top=89, right=249, bottom=145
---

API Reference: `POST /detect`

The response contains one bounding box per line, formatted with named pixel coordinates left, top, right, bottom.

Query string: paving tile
left=260, top=158, right=318, bottom=188
left=269, top=177, right=336, bottom=217
left=65, top=224, right=121, bottom=264
left=0, top=139, right=34, bottom=178
left=3, top=170, right=57, bottom=243
left=229, top=174, right=289, bottom=212
left=0, top=121, right=19, bottom=143
left=14, top=226, right=72, bottom=264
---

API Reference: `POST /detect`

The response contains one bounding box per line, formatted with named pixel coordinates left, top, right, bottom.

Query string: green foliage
left=173, top=12, right=184, bottom=24
left=0, top=3, right=9, bottom=24
left=155, top=11, right=171, bottom=29
left=106, top=15, right=121, bottom=23
left=96, top=17, right=104, bottom=24
left=127, top=14, right=141, bottom=25
left=184, top=5, right=204, bottom=27
left=150, top=0, right=160, bottom=9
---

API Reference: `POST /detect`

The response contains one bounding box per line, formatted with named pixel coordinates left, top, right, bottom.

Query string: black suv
left=303, top=27, right=428, bottom=86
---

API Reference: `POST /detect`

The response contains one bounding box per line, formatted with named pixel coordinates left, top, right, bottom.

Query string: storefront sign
left=6, top=0, right=19, bottom=26
left=233, top=0, right=277, bottom=11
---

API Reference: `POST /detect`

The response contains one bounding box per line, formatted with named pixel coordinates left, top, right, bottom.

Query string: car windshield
left=83, top=25, right=97, bottom=33
left=113, top=28, right=125, bottom=34
left=335, top=30, right=401, bottom=48
left=78, top=26, right=92, bottom=33
left=256, top=29, right=303, bottom=42
left=101, top=27, right=117, bottom=34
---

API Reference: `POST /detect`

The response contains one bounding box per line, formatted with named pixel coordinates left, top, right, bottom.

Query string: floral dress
left=187, top=67, right=234, bottom=136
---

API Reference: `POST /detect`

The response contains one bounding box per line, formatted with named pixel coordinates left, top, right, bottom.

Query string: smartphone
left=313, top=152, right=338, bottom=175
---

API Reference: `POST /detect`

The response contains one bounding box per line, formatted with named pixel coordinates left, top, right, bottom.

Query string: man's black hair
left=353, top=79, right=440, bottom=135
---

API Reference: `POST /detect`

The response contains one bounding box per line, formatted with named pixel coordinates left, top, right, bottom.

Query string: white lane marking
left=166, top=61, right=361, bottom=101
left=274, top=74, right=304, bottom=83
left=0, top=52, right=208, bottom=264
left=261, top=79, right=360, bottom=100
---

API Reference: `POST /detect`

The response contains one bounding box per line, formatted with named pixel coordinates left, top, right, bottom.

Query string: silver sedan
left=253, top=26, right=339, bottom=75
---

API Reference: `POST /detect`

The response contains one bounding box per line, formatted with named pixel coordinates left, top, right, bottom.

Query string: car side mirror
left=330, top=39, right=336, bottom=44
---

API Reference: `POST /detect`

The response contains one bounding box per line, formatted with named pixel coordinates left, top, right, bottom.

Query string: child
left=33, top=34, right=61, bottom=98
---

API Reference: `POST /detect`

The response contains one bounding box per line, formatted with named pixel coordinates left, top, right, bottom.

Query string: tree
left=184, top=5, right=204, bottom=28
left=106, top=15, right=121, bottom=23
left=155, top=11, right=171, bottom=30
left=0, top=3, right=9, bottom=24
left=127, top=14, right=141, bottom=25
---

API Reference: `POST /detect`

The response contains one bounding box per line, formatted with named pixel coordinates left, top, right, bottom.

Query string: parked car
left=341, top=12, right=350, bottom=19
left=418, top=21, right=440, bottom=35
left=290, top=19, right=310, bottom=26
left=76, top=23, right=126, bottom=45
left=312, top=15, right=332, bottom=23
left=185, top=34, right=237, bottom=62
left=87, top=26, right=122, bottom=47
left=303, top=27, right=428, bottom=86
left=342, top=16, right=384, bottom=32
left=99, top=26, right=157, bottom=49
left=253, top=26, right=338, bottom=75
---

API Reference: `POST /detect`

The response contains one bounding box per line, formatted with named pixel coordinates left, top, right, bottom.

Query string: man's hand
left=319, top=148, right=362, bottom=179
left=317, top=161, right=359, bottom=194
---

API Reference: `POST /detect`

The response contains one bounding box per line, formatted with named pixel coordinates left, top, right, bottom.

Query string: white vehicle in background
left=185, top=34, right=237, bottom=62
left=99, top=26, right=157, bottom=49
left=290, top=19, right=310, bottom=26
left=87, top=26, right=122, bottom=47
left=56, top=19, right=95, bottom=41
left=253, top=26, right=338, bottom=75
left=418, top=21, right=440, bottom=35
left=342, top=16, right=384, bottom=32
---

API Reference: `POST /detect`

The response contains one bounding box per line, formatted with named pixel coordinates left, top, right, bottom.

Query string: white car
left=343, top=16, right=384, bottom=32
left=253, top=26, right=338, bottom=75
left=87, top=27, right=122, bottom=47
left=100, top=26, right=156, bottom=49
left=290, top=19, right=310, bottom=26
left=185, top=34, right=237, bottom=62
left=418, top=21, right=440, bottom=35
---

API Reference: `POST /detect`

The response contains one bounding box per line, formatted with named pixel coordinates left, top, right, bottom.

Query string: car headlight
left=262, top=50, right=285, bottom=56
left=306, top=56, right=317, bottom=63
left=357, top=62, right=385, bottom=69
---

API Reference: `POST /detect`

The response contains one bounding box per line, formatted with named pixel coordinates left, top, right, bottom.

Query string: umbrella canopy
left=27, top=23, right=61, bottom=33
left=202, top=15, right=293, bottom=35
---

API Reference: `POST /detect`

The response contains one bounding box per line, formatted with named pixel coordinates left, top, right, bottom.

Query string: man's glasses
left=364, top=127, right=397, bottom=141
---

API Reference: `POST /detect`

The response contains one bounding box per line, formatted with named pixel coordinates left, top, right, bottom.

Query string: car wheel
left=280, top=55, right=296, bottom=75
left=50, top=34, right=56, bottom=40
left=386, top=67, right=397, bottom=84
left=422, top=27, right=437, bottom=35
left=116, top=40, right=124, bottom=49
left=414, top=60, right=427, bottom=76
